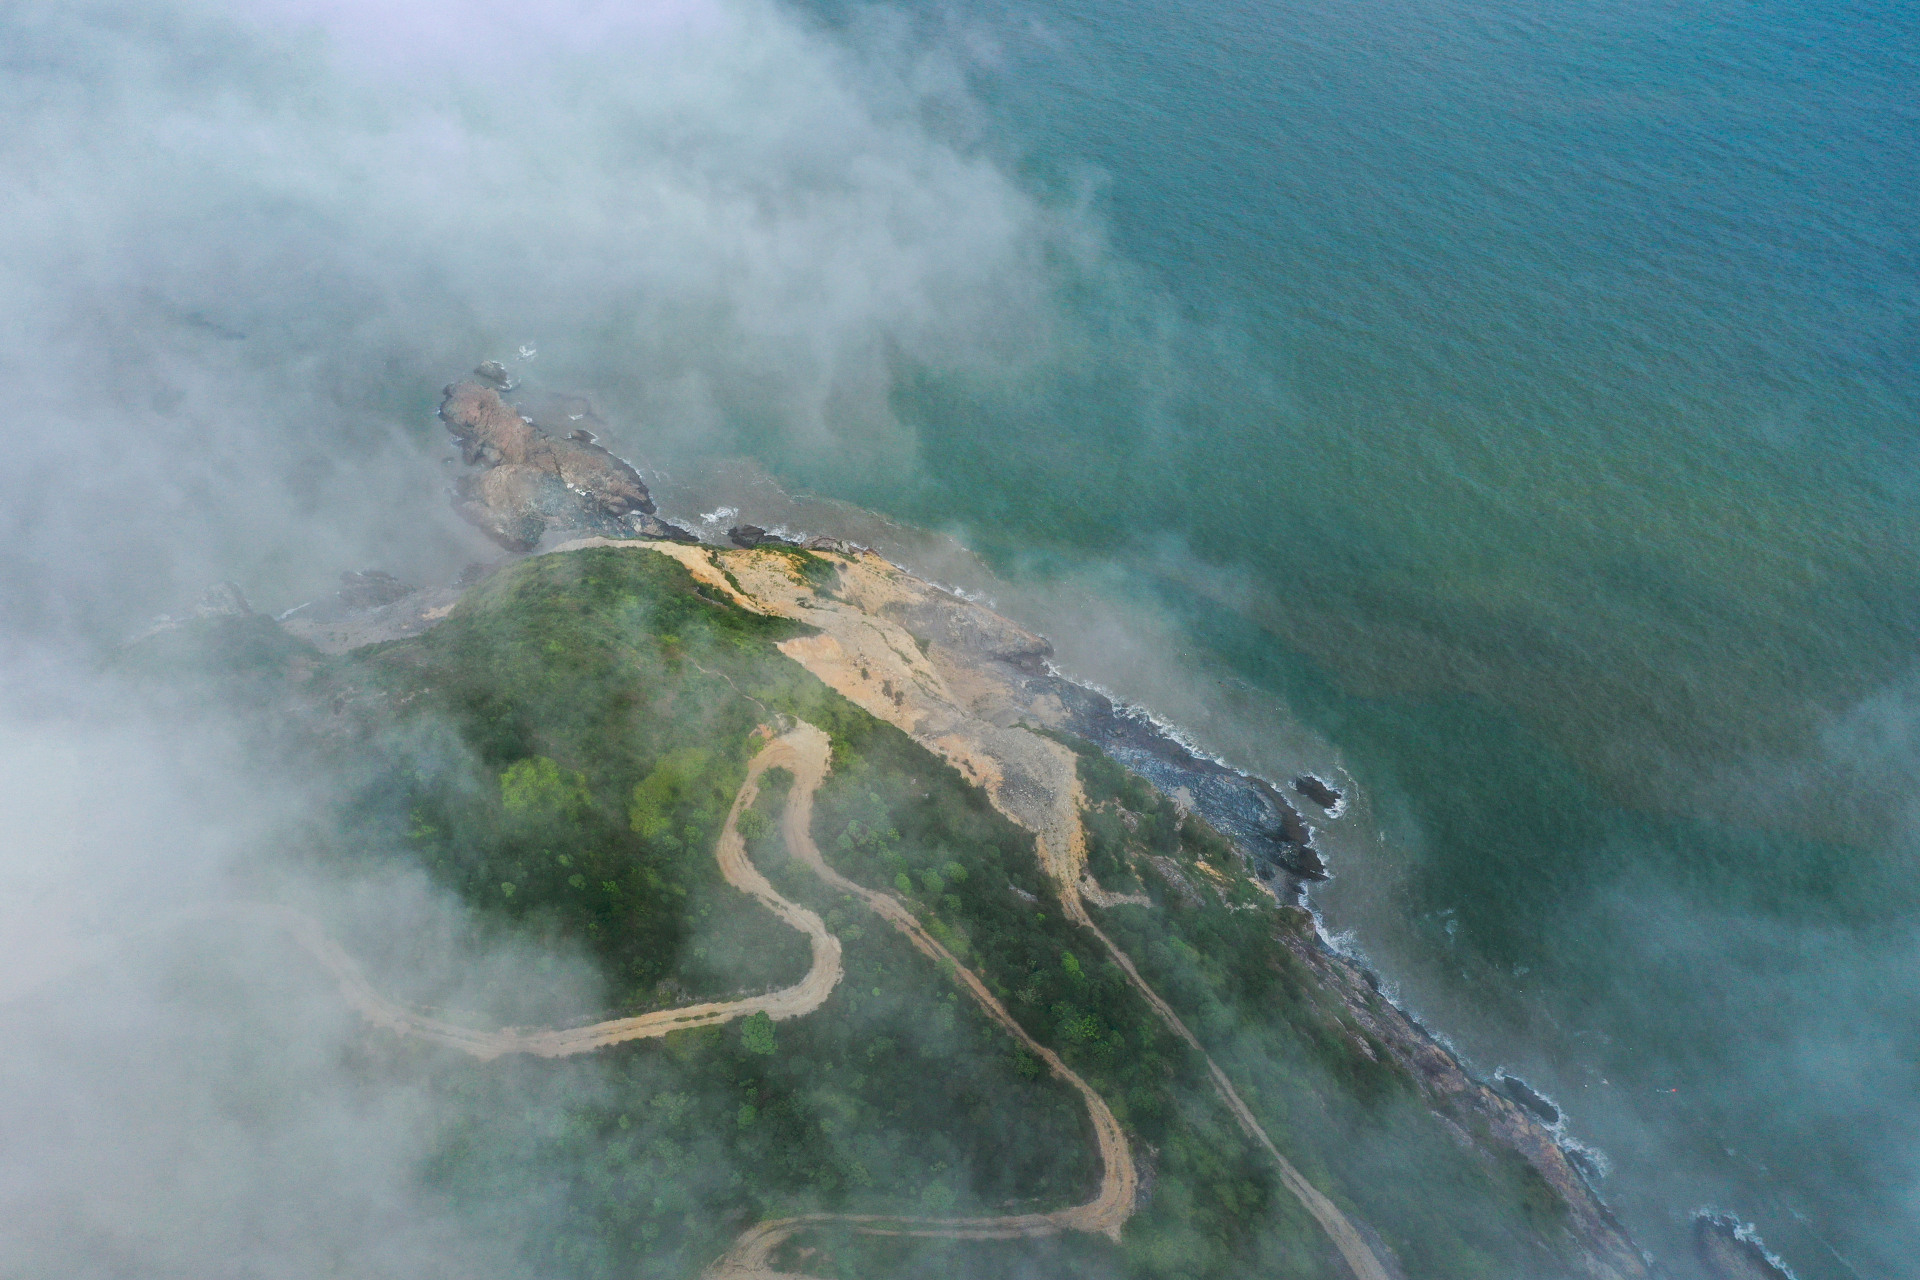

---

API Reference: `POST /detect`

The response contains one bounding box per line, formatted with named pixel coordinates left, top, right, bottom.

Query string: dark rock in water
left=473, top=359, right=514, bottom=389
left=728, top=524, right=799, bottom=549
left=1293, top=774, right=1344, bottom=812
left=1495, top=1072, right=1560, bottom=1125
left=1694, top=1213, right=1795, bottom=1280
left=334, top=569, right=416, bottom=610
left=1287, top=842, right=1328, bottom=880
left=628, top=512, right=702, bottom=543
left=1563, top=1144, right=1605, bottom=1183
left=1276, top=798, right=1313, bottom=846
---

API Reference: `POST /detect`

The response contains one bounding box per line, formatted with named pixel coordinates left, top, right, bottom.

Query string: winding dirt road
left=231, top=694, right=1380, bottom=1279
left=1065, top=896, right=1394, bottom=1280
left=224, top=730, right=841, bottom=1060
left=244, top=722, right=1133, bottom=1279
left=605, top=540, right=1392, bottom=1280
left=703, top=722, right=1133, bottom=1279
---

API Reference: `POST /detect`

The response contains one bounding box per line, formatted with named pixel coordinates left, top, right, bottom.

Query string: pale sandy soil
left=223, top=540, right=1387, bottom=1279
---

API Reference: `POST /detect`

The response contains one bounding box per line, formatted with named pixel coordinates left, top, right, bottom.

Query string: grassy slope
left=135, top=546, right=1594, bottom=1279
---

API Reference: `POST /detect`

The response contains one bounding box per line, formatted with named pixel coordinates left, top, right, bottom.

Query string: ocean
left=5, top=0, right=1912, bottom=1273
left=771, top=1, right=1920, bottom=1275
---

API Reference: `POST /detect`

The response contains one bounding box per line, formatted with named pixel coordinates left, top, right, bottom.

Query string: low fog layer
left=1, top=0, right=1106, bottom=642
left=0, top=661, right=610, bottom=1278
left=0, top=3, right=1104, bottom=1274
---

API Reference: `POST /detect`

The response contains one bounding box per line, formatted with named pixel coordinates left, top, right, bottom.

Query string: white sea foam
left=1692, top=1210, right=1803, bottom=1280
left=1493, top=1067, right=1568, bottom=1136
left=925, top=579, right=996, bottom=607
left=1322, top=925, right=1365, bottom=960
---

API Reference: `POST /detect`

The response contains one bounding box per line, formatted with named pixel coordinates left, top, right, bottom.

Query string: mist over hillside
left=2, top=3, right=1914, bottom=1279
left=0, top=3, right=1111, bottom=1274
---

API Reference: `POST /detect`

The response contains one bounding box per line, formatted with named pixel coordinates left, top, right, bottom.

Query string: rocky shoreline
left=433, top=363, right=1347, bottom=895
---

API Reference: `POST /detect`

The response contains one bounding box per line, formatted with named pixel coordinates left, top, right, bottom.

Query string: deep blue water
left=786, top=0, right=1920, bottom=1274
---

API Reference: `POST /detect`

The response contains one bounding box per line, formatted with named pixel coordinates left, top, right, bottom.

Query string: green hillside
left=137, top=547, right=1602, bottom=1279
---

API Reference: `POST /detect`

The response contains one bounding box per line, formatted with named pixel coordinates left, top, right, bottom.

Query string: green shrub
left=501, top=756, right=591, bottom=818
left=740, top=1011, right=777, bottom=1057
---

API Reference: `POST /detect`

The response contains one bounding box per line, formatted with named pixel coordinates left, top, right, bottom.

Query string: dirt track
left=243, top=721, right=1134, bottom=1279
left=703, top=723, right=1135, bottom=1279
left=1064, top=897, right=1394, bottom=1280
left=227, top=730, right=841, bottom=1060
left=271, top=529, right=1396, bottom=1279
left=614, top=541, right=1391, bottom=1280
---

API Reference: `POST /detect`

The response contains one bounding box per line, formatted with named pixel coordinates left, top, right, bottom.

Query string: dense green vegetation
left=130, top=545, right=1601, bottom=1279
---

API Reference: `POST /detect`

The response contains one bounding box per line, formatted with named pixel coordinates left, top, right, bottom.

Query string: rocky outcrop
left=473, top=359, right=515, bottom=390
left=1040, top=678, right=1331, bottom=887
left=727, top=524, right=800, bottom=549
left=1495, top=1071, right=1561, bottom=1125
left=126, top=582, right=254, bottom=643
left=1293, top=773, right=1344, bottom=812
left=333, top=569, right=416, bottom=611
left=1274, top=919, right=1648, bottom=1279
left=439, top=373, right=697, bottom=552
left=1693, top=1215, right=1795, bottom=1280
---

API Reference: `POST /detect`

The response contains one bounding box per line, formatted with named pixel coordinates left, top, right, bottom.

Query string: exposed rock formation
left=126, top=582, right=254, bottom=643
left=1495, top=1071, right=1562, bottom=1125
left=439, top=378, right=697, bottom=551
left=333, top=569, right=416, bottom=611
left=279, top=568, right=465, bottom=655
left=727, top=524, right=800, bottom=549
left=1275, top=920, right=1648, bottom=1280
left=472, top=359, right=515, bottom=390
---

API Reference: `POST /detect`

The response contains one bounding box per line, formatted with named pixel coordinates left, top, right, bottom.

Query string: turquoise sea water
left=7, top=0, right=1911, bottom=1272
left=780, top=1, right=1919, bottom=1275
